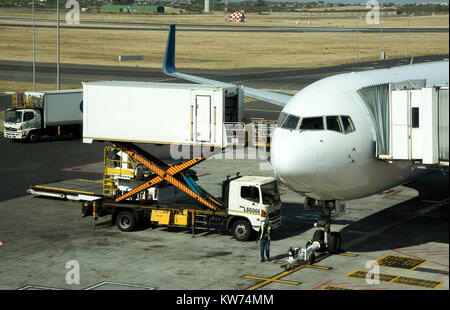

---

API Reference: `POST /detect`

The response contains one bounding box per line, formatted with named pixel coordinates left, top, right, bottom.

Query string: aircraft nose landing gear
left=313, top=200, right=342, bottom=254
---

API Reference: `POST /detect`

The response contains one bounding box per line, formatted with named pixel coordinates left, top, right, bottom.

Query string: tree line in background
left=1, top=0, right=448, bottom=15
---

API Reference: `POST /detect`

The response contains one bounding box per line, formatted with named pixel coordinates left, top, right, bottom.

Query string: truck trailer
left=3, top=89, right=83, bottom=142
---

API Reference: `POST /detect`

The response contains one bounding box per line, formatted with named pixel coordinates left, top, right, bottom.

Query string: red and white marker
left=0, top=238, right=4, bottom=247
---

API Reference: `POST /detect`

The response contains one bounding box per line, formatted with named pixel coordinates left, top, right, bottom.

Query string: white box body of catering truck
left=82, top=81, right=243, bottom=148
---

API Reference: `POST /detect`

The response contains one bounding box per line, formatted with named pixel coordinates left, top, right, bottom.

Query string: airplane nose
left=270, top=128, right=318, bottom=185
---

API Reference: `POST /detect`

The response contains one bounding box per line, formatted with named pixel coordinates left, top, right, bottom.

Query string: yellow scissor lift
left=83, top=142, right=227, bottom=236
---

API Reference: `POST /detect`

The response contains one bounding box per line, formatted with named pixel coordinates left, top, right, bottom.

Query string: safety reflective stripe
left=115, top=149, right=209, bottom=203
left=116, top=147, right=221, bottom=210
left=259, top=223, right=271, bottom=241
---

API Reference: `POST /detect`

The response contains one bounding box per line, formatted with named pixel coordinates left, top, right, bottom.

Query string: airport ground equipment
left=28, top=143, right=282, bottom=241
left=84, top=142, right=281, bottom=241
left=3, top=90, right=83, bottom=142
left=282, top=241, right=322, bottom=270
left=82, top=81, right=243, bottom=148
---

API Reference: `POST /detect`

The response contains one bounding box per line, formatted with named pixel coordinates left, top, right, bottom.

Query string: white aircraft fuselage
left=270, top=61, right=449, bottom=201
left=162, top=25, right=448, bottom=202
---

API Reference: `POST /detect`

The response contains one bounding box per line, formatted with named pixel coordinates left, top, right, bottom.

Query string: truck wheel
left=28, top=132, right=41, bottom=143
left=231, top=220, right=252, bottom=242
left=327, top=232, right=341, bottom=254
left=116, top=211, right=136, bottom=232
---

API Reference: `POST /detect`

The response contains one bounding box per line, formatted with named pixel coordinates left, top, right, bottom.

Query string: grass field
left=0, top=25, right=447, bottom=70
left=0, top=10, right=448, bottom=92
left=0, top=80, right=80, bottom=92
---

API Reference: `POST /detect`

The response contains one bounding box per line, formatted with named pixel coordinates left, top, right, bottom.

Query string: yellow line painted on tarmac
left=244, top=276, right=300, bottom=285
left=336, top=252, right=358, bottom=257
left=33, top=186, right=95, bottom=195
left=322, top=285, right=354, bottom=290
left=375, top=254, right=429, bottom=271
left=246, top=252, right=337, bottom=290
left=303, top=265, right=332, bottom=270
left=346, top=270, right=444, bottom=289
left=76, top=179, right=103, bottom=184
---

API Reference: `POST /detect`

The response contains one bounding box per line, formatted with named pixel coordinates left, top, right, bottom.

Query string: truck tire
left=327, top=231, right=341, bottom=254
left=116, top=210, right=136, bottom=232
left=28, top=132, right=41, bottom=143
left=231, top=219, right=252, bottom=242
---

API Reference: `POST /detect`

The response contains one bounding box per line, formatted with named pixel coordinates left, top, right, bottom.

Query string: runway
left=0, top=17, right=448, bottom=33
left=1, top=54, right=448, bottom=92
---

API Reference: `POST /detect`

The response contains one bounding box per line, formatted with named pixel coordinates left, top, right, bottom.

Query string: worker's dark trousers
left=260, top=239, right=270, bottom=260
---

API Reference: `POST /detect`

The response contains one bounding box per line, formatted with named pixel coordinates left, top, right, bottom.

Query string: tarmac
left=0, top=57, right=448, bottom=291
left=0, top=143, right=448, bottom=291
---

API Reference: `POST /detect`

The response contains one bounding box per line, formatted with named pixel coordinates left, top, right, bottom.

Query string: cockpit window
left=281, top=115, right=300, bottom=130
left=326, top=116, right=342, bottom=133
left=277, top=112, right=289, bottom=127
left=299, top=117, right=324, bottom=130
left=341, top=116, right=356, bottom=134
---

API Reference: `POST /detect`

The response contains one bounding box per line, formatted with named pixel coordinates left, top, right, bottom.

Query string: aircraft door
left=195, top=95, right=211, bottom=142
left=391, top=90, right=410, bottom=160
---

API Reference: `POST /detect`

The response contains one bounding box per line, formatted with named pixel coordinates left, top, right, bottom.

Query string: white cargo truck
left=82, top=81, right=244, bottom=148
left=3, top=89, right=83, bottom=142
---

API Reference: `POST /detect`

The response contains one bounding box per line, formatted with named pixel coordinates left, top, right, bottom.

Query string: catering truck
left=27, top=81, right=282, bottom=241
left=28, top=144, right=282, bottom=241
left=3, top=89, right=83, bottom=142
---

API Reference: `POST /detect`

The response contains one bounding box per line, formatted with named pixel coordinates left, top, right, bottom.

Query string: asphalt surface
left=1, top=54, right=448, bottom=91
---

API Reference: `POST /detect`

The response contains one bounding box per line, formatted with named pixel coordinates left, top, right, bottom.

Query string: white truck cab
left=3, top=90, right=82, bottom=142
left=224, top=175, right=282, bottom=241
left=3, top=108, right=41, bottom=141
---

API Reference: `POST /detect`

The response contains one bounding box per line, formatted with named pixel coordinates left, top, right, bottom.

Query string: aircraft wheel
left=328, top=231, right=341, bottom=254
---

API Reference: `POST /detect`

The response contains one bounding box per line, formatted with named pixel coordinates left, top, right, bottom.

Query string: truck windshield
left=5, top=110, right=22, bottom=123
left=261, top=182, right=280, bottom=204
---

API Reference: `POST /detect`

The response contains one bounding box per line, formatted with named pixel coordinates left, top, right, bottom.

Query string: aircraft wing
left=162, top=25, right=292, bottom=107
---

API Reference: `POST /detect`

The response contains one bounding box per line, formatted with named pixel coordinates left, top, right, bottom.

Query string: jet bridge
left=358, top=82, right=449, bottom=167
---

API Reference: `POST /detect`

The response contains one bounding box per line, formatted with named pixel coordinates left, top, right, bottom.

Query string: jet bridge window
left=280, top=115, right=300, bottom=130
left=299, top=117, right=324, bottom=130
left=326, top=116, right=343, bottom=133
left=340, top=116, right=356, bottom=134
